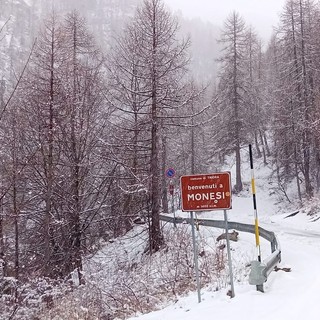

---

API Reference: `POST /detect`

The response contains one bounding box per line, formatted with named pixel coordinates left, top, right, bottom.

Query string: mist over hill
left=0, top=0, right=221, bottom=84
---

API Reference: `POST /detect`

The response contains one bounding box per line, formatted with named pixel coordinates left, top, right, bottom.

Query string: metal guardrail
left=159, top=214, right=281, bottom=287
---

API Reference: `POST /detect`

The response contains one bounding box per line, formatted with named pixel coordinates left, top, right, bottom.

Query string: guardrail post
left=249, top=260, right=267, bottom=287
left=270, top=234, right=277, bottom=253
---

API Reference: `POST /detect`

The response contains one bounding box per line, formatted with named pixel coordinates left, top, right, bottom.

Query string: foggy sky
left=163, top=0, right=287, bottom=41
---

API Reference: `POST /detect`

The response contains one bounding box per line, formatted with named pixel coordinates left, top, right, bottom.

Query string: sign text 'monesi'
left=180, top=173, right=232, bottom=211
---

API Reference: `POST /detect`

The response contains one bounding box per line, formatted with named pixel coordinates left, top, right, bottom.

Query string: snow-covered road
left=129, top=198, right=320, bottom=320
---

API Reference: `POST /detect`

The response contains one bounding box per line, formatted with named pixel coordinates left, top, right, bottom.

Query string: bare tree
left=10, top=11, right=111, bottom=281
left=107, top=21, right=151, bottom=231
left=216, top=12, right=249, bottom=193
left=15, top=12, right=66, bottom=277
left=244, top=28, right=270, bottom=163
left=56, top=11, right=110, bottom=282
left=108, top=0, right=190, bottom=252
left=269, top=0, right=319, bottom=200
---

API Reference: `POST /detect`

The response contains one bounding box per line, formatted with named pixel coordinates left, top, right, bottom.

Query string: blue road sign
left=166, top=168, right=176, bottom=178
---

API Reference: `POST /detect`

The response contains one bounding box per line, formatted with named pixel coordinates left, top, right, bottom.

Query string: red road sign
left=169, top=184, right=174, bottom=195
left=180, top=172, right=232, bottom=211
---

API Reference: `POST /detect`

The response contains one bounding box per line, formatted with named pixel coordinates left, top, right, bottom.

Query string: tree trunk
left=259, top=129, right=267, bottom=165
left=255, top=131, right=262, bottom=158
left=0, top=209, right=5, bottom=279
left=150, top=104, right=162, bottom=251
left=294, top=145, right=302, bottom=204
left=262, top=131, right=271, bottom=156
left=234, top=142, right=243, bottom=193
left=161, top=135, right=169, bottom=213
left=191, top=104, right=195, bottom=174
left=12, top=115, right=19, bottom=279
left=0, top=81, right=5, bottom=278
left=149, top=4, right=163, bottom=252
left=68, top=18, right=83, bottom=284
left=232, top=13, right=243, bottom=193
left=299, top=0, right=313, bottom=198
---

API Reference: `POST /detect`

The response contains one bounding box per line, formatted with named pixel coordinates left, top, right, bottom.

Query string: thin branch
left=0, top=16, right=11, bottom=39
left=0, top=38, right=37, bottom=121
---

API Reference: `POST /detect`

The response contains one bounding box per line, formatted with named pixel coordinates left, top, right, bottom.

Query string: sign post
left=190, top=211, right=201, bottom=303
left=224, top=209, right=235, bottom=298
left=166, top=168, right=176, bottom=226
left=169, top=182, right=174, bottom=212
left=169, top=181, right=176, bottom=227
left=180, top=172, right=234, bottom=300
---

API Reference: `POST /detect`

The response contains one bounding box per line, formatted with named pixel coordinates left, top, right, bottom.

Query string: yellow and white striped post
left=249, top=144, right=264, bottom=292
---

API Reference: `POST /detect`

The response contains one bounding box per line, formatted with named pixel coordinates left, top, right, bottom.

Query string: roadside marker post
left=180, top=172, right=235, bottom=300
left=249, top=144, right=264, bottom=293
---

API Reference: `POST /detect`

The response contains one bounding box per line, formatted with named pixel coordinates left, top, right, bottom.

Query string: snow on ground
left=127, top=215, right=320, bottom=320
left=127, top=156, right=320, bottom=320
